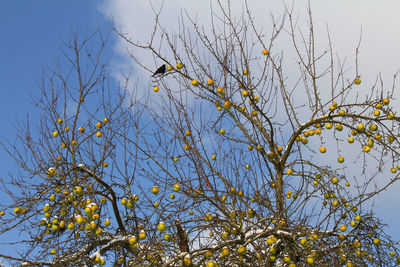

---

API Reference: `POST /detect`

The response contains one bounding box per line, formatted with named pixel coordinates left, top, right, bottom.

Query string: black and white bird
left=151, top=64, right=166, bottom=77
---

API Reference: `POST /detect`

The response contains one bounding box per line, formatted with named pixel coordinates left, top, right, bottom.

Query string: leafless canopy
left=1, top=1, right=400, bottom=266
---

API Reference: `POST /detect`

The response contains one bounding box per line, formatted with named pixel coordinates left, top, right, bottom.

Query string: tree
left=1, top=2, right=400, bottom=266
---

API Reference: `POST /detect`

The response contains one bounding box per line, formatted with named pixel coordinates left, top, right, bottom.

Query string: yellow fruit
left=337, top=156, right=344, bottom=163
left=176, top=63, right=183, bottom=69
left=169, top=193, right=175, bottom=199
left=52, top=131, right=59, bottom=137
left=221, top=247, right=230, bottom=256
left=383, top=98, right=390, bottom=105
left=373, top=110, right=380, bottom=116
left=320, top=146, right=326, bottom=153
left=247, top=208, right=256, bottom=218
left=211, top=154, right=216, bottom=160
left=339, top=225, right=347, bottom=232
left=332, top=177, right=339, bottom=184
left=335, top=124, right=343, bottom=131
left=262, top=49, right=269, bottom=55
left=90, top=204, right=98, bottom=212
left=241, top=90, right=249, bottom=97
left=152, top=186, right=159, bottom=195
left=363, top=145, right=371, bottom=152
left=67, top=223, right=74, bottom=230
left=96, top=131, right=102, bottom=137
left=207, top=79, right=213, bottom=86
left=139, top=230, right=146, bottom=240
left=129, top=236, right=138, bottom=245
left=171, top=184, right=180, bottom=192
left=131, top=194, right=139, bottom=202
left=306, top=256, right=315, bottom=264
left=220, top=129, right=226, bottom=135
left=299, top=238, right=308, bottom=246
left=183, top=257, right=192, bottom=266
left=157, top=222, right=167, bottom=232
left=78, top=127, right=85, bottom=133
left=224, top=101, right=231, bottom=110
left=326, top=123, right=332, bottom=129
left=153, top=86, right=159, bottom=92
left=191, top=80, right=199, bottom=86
left=354, top=78, right=361, bottom=85
left=76, top=216, right=83, bottom=224
left=71, top=140, right=78, bottom=146
left=369, top=124, right=378, bottom=131
left=104, top=219, right=110, bottom=226
left=204, top=213, right=212, bottom=222
left=163, top=233, right=172, bottom=241
left=286, top=169, right=293, bottom=175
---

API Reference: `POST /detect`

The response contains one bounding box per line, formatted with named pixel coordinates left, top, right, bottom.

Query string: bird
left=175, top=219, right=189, bottom=253
left=151, top=64, right=166, bottom=77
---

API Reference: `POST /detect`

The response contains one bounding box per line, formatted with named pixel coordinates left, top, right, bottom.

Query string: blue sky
left=0, top=1, right=108, bottom=138
left=1, top=0, right=400, bottom=260
left=0, top=1, right=110, bottom=261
